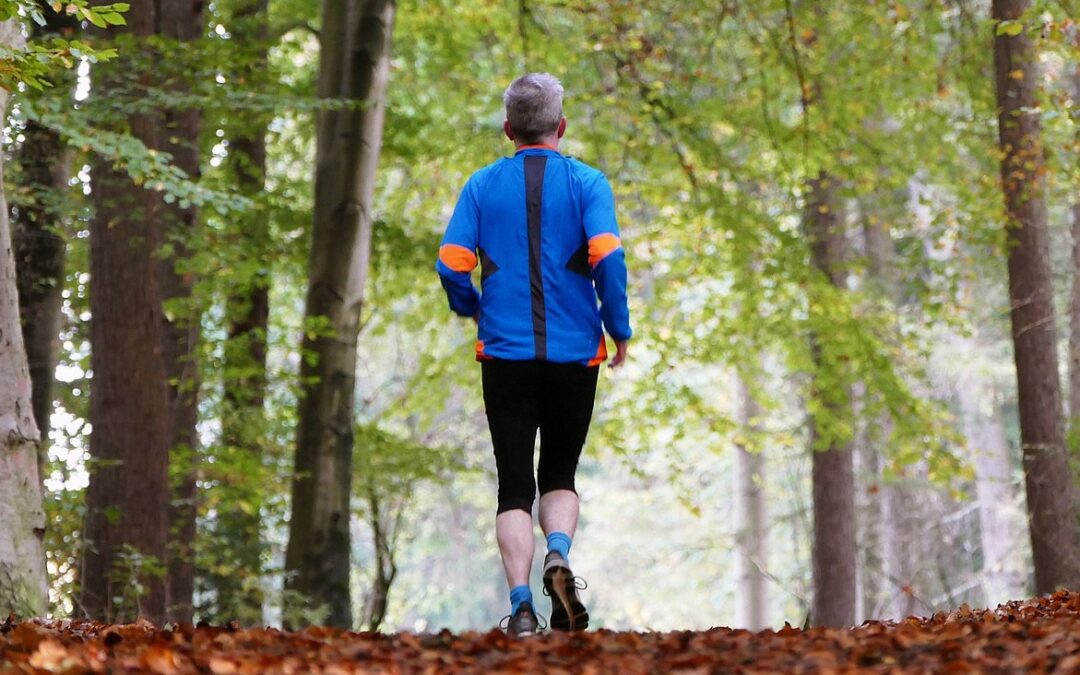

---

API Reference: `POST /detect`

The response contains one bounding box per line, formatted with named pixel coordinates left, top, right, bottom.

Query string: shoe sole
left=543, top=564, right=589, bottom=631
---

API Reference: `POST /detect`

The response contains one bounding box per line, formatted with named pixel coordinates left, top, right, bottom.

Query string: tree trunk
left=734, top=373, right=767, bottom=630
left=1068, top=29, right=1080, bottom=433
left=158, top=0, right=206, bottom=626
left=1072, top=200, right=1080, bottom=424
left=81, top=0, right=205, bottom=624
left=850, top=380, right=874, bottom=623
left=359, top=490, right=396, bottom=631
left=993, top=0, right=1080, bottom=593
left=12, top=3, right=79, bottom=479
left=1073, top=197, right=1080, bottom=425
left=284, top=0, right=395, bottom=629
left=805, top=172, right=857, bottom=627
left=0, top=18, right=48, bottom=618
left=211, top=0, right=272, bottom=624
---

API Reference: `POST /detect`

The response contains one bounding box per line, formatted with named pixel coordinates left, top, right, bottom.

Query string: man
left=436, top=73, right=631, bottom=638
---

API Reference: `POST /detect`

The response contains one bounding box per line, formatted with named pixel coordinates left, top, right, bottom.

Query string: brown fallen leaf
left=28, top=638, right=78, bottom=670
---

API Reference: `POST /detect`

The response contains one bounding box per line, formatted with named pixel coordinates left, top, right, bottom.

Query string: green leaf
left=996, top=20, right=1024, bottom=36
left=85, top=11, right=107, bottom=28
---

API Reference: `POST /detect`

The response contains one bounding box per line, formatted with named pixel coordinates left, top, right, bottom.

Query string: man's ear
left=503, top=120, right=515, bottom=141
left=557, top=117, right=567, bottom=138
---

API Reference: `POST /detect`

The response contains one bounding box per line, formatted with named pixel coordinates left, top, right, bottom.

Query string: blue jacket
left=436, top=145, right=631, bottom=365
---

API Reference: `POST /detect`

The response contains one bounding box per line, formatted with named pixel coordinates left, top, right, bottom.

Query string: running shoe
left=501, top=601, right=542, bottom=638
left=542, top=551, right=589, bottom=631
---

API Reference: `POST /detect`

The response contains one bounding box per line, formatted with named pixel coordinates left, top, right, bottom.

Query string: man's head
left=503, top=73, right=566, bottom=145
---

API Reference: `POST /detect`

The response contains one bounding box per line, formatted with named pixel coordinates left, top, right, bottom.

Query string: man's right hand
left=609, top=339, right=629, bottom=369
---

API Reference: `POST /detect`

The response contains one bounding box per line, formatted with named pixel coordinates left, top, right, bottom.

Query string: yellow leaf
left=1008, top=69, right=1024, bottom=80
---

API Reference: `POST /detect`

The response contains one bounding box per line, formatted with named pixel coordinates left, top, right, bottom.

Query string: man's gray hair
left=503, top=73, right=564, bottom=144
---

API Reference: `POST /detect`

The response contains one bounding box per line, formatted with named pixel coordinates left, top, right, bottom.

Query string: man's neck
left=515, top=135, right=560, bottom=150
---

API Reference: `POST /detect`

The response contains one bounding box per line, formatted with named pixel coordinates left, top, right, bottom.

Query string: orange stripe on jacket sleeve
left=439, top=244, right=478, bottom=273
left=588, top=233, right=622, bottom=268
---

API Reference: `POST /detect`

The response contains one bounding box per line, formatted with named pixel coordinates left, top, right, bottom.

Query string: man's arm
left=436, top=178, right=481, bottom=318
left=582, top=172, right=632, bottom=347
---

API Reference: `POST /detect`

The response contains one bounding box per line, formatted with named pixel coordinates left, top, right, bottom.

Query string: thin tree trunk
left=1068, top=29, right=1080, bottom=432
left=12, top=3, right=79, bottom=480
left=992, top=0, right=1080, bottom=593
left=213, top=0, right=271, bottom=624
left=1072, top=200, right=1080, bottom=422
left=1073, top=193, right=1080, bottom=424
left=360, top=490, right=396, bottom=631
left=12, top=124, right=69, bottom=477
left=284, top=0, right=395, bottom=629
left=734, top=373, right=767, bottom=630
left=806, top=172, right=857, bottom=627
left=0, top=18, right=48, bottom=617
left=82, top=0, right=205, bottom=624
left=850, top=380, right=874, bottom=623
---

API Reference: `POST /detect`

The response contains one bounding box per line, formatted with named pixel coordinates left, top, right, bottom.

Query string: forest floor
left=4, top=591, right=1080, bottom=673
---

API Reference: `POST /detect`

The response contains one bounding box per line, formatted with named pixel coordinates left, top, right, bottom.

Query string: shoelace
left=541, top=576, right=588, bottom=595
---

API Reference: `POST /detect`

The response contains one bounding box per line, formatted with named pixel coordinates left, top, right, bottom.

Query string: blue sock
left=510, top=585, right=532, bottom=615
left=547, top=531, right=572, bottom=562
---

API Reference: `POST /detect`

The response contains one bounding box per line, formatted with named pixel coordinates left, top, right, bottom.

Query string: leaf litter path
left=5, top=591, right=1080, bottom=674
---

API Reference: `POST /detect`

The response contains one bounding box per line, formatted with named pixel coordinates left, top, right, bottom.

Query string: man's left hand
left=610, top=339, right=629, bottom=368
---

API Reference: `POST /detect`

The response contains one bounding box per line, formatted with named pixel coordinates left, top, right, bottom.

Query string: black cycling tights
left=481, top=360, right=600, bottom=514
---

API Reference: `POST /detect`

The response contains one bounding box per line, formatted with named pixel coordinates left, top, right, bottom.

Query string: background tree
left=284, top=0, right=395, bottom=628
left=734, top=373, right=767, bottom=630
left=992, top=0, right=1080, bottom=594
left=203, top=0, right=273, bottom=626
left=0, top=16, right=48, bottom=619
left=160, top=0, right=208, bottom=625
left=1068, top=26, right=1080, bottom=443
left=81, top=0, right=207, bottom=623
left=12, top=1, right=79, bottom=478
left=805, top=173, right=857, bottom=627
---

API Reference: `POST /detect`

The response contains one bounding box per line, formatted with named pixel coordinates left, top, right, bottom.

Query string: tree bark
left=81, top=0, right=205, bottom=624
left=12, top=3, right=79, bottom=480
left=158, top=0, right=206, bottom=626
left=993, top=0, right=1080, bottom=593
left=359, top=490, right=396, bottom=631
left=211, top=0, right=272, bottom=625
left=284, top=0, right=395, bottom=629
left=734, top=373, right=767, bottom=630
left=1072, top=200, right=1080, bottom=423
left=805, top=172, right=857, bottom=627
left=1068, top=29, right=1080, bottom=431
left=0, top=18, right=48, bottom=618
